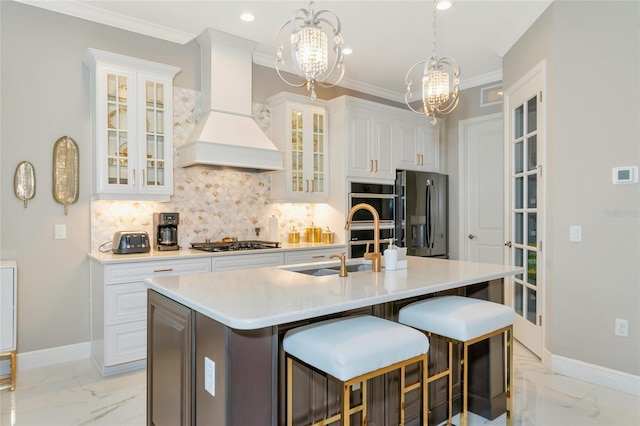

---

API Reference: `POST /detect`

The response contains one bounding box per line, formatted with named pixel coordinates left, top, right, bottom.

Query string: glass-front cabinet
left=269, top=92, right=329, bottom=202
left=84, top=49, right=180, bottom=200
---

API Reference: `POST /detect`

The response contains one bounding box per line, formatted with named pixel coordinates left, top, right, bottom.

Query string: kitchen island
left=145, top=256, right=521, bottom=426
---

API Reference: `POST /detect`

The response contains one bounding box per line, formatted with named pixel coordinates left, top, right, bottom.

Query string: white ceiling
left=18, top=0, right=554, bottom=102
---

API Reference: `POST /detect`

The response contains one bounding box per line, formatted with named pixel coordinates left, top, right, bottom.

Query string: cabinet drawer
left=212, top=252, right=284, bottom=271
left=105, top=282, right=147, bottom=325
left=105, top=258, right=211, bottom=284
left=105, top=321, right=146, bottom=366
left=284, top=247, right=346, bottom=265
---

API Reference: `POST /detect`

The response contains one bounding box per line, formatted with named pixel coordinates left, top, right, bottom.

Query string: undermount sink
left=289, top=263, right=373, bottom=276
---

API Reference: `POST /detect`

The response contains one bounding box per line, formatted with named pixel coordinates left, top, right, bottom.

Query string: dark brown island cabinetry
left=147, top=279, right=507, bottom=426
left=147, top=291, right=194, bottom=426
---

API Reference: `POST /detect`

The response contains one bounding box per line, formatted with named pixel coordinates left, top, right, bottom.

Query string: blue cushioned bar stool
left=283, top=315, right=430, bottom=426
left=399, top=296, right=515, bottom=426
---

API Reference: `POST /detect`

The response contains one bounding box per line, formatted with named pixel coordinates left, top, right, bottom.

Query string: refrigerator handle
left=426, top=180, right=435, bottom=249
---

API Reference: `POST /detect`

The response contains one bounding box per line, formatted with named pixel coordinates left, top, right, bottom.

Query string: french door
left=504, top=63, right=545, bottom=358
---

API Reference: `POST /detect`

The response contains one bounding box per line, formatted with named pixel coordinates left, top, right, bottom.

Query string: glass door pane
left=291, top=109, right=304, bottom=192
left=107, top=73, right=129, bottom=185
left=144, top=81, right=165, bottom=187
left=312, top=112, right=325, bottom=193
left=511, top=93, right=539, bottom=326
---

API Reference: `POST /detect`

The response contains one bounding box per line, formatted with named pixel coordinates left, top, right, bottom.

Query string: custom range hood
left=176, top=29, right=284, bottom=172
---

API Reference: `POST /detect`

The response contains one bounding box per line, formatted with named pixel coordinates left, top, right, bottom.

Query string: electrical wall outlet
left=615, top=318, right=629, bottom=337
left=204, top=356, right=215, bottom=396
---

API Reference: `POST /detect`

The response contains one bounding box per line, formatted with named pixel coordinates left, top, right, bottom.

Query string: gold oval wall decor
left=52, top=136, right=79, bottom=215
left=14, top=161, right=36, bottom=208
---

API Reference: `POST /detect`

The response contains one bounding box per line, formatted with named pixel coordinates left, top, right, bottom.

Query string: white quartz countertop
left=88, top=242, right=346, bottom=264
left=145, top=256, right=523, bottom=330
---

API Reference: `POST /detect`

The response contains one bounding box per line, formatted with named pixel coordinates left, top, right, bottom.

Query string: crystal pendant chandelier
left=275, top=1, right=345, bottom=100
left=405, top=0, right=460, bottom=124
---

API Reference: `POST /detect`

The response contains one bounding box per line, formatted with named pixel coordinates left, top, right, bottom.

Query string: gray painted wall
left=503, top=1, right=640, bottom=375
left=0, top=2, right=199, bottom=353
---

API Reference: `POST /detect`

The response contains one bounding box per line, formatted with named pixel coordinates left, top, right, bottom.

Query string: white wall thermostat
left=612, top=166, right=638, bottom=184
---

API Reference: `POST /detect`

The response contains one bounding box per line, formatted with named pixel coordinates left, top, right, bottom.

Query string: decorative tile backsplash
left=90, top=87, right=315, bottom=252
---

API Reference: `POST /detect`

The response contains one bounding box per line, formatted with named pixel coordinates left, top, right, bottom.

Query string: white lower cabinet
left=212, top=252, right=285, bottom=271
left=0, top=261, right=17, bottom=353
left=91, top=257, right=211, bottom=375
left=284, top=247, right=345, bottom=265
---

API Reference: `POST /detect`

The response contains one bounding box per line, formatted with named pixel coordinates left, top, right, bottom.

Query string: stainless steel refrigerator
left=395, top=170, right=449, bottom=258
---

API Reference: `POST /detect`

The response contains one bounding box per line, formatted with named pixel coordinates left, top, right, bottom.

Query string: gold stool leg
left=461, top=341, right=469, bottom=426
left=400, top=365, right=406, bottom=426
left=342, top=382, right=351, bottom=426
left=506, top=327, right=514, bottom=426
left=287, top=357, right=293, bottom=426
left=423, top=354, right=429, bottom=426
left=360, top=380, right=366, bottom=426
left=10, top=351, right=16, bottom=391
left=447, top=341, right=453, bottom=425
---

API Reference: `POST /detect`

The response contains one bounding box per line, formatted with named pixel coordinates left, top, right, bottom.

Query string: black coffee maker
left=153, top=213, right=179, bottom=251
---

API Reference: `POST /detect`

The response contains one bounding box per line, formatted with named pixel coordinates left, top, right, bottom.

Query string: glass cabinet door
left=312, top=112, right=325, bottom=193
left=85, top=48, right=178, bottom=201
left=107, top=73, right=130, bottom=185
left=268, top=92, right=329, bottom=203
left=286, top=105, right=327, bottom=198
left=144, top=80, right=166, bottom=187
left=291, top=108, right=304, bottom=193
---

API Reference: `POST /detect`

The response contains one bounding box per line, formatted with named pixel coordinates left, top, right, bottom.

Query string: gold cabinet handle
left=153, top=268, right=174, bottom=273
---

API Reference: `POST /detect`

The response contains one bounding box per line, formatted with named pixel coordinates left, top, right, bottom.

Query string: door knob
left=504, top=241, right=512, bottom=248
left=468, top=234, right=477, bottom=240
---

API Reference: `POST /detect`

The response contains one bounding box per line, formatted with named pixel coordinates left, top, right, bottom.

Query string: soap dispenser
left=384, top=239, right=398, bottom=270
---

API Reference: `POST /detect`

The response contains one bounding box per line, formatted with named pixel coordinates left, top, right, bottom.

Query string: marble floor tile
left=1, top=341, right=638, bottom=425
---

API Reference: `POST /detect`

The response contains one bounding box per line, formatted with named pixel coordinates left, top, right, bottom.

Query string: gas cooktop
left=190, top=240, right=281, bottom=252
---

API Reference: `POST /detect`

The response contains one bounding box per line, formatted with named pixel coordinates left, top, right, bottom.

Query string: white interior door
left=459, top=113, right=504, bottom=265
left=504, top=64, right=545, bottom=358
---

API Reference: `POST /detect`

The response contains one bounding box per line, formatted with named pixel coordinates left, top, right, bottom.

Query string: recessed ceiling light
left=343, top=48, right=353, bottom=55
left=436, top=1, right=452, bottom=11
left=240, top=12, right=255, bottom=22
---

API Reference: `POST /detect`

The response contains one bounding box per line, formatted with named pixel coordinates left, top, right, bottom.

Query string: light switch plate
left=569, top=225, right=581, bottom=242
left=55, top=224, right=66, bottom=240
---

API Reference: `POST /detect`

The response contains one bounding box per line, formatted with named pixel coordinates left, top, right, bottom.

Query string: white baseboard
left=551, top=352, right=640, bottom=397
left=0, top=342, right=91, bottom=374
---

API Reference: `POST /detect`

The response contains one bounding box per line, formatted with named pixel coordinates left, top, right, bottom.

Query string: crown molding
left=14, top=0, right=196, bottom=44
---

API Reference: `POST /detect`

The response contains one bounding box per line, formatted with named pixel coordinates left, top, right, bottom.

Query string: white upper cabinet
left=329, top=96, right=401, bottom=182
left=269, top=93, right=329, bottom=202
left=84, top=49, right=181, bottom=201
left=344, top=100, right=396, bottom=180
left=396, top=115, right=441, bottom=172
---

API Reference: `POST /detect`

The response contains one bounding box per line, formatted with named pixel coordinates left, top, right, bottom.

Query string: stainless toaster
left=112, top=231, right=150, bottom=254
